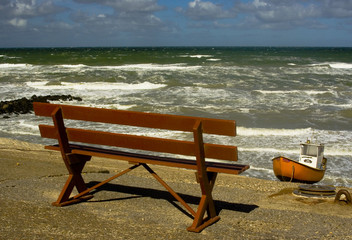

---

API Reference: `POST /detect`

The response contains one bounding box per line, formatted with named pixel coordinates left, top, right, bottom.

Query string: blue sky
left=1, top=0, right=352, bottom=47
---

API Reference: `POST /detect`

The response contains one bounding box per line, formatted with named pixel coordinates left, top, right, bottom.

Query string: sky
left=1, top=0, right=352, bottom=48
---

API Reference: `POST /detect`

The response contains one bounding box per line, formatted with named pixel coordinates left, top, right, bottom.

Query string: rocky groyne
left=0, top=95, right=82, bottom=116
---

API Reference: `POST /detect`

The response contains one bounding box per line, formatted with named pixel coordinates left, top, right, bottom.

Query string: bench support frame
left=39, top=105, right=247, bottom=232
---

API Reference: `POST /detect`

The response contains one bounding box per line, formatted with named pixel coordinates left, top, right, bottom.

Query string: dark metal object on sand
left=293, top=184, right=336, bottom=198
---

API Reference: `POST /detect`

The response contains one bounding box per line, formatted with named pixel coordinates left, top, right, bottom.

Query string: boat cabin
left=299, top=141, right=325, bottom=169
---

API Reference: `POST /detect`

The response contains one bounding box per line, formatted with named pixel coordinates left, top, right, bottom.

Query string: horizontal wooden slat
left=39, top=125, right=237, bottom=161
left=205, top=144, right=237, bottom=161
left=39, top=125, right=57, bottom=139
left=33, top=102, right=236, bottom=136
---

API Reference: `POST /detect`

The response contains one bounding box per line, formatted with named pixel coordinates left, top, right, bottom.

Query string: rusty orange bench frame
left=33, top=102, right=249, bottom=232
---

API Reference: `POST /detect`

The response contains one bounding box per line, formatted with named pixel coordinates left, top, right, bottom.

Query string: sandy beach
left=1, top=137, right=352, bottom=240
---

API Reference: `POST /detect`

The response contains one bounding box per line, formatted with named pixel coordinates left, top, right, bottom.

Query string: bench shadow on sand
left=86, top=181, right=258, bottom=219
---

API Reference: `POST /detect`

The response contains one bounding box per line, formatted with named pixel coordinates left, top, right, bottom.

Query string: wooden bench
left=33, top=102, right=249, bottom=232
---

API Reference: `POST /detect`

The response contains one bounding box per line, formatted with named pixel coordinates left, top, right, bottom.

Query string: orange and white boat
left=272, top=141, right=327, bottom=184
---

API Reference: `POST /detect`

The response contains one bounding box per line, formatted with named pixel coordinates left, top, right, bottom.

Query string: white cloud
left=253, top=0, right=267, bottom=8
left=180, top=0, right=236, bottom=20
left=70, top=0, right=167, bottom=34
left=235, top=0, right=326, bottom=29
left=8, top=17, right=27, bottom=27
left=12, top=0, right=36, bottom=16
left=176, top=0, right=352, bottom=32
left=74, top=0, right=164, bottom=13
left=3, top=0, right=65, bottom=18
left=322, top=0, right=352, bottom=18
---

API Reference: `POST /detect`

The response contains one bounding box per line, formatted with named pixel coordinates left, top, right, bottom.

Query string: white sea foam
left=0, top=128, right=40, bottom=136
left=18, top=120, right=38, bottom=131
left=93, top=63, right=201, bottom=71
left=319, top=102, right=352, bottom=109
left=0, top=63, right=201, bottom=74
left=60, top=64, right=87, bottom=68
left=206, top=58, right=221, bottom=61
left=239, top=147, right=298, bottom=154
left=237, top=127, right=312, bottom=136
left=190, top=55, right=213, bottom=58
left=310, top=62, right=352, bottom=69
left=0, top=63, right=31, bottom=69
left=82, top=103, right=136, bottom=110
left=329, top=63, right=352, bottom=69
left=324, top=148, right=352, bottom=156
left=0, top=55, right=20, bottom=59
left=324, top=176, right=352, bottom=188
left=239, top=108, right=250, bottom=113
left=179, top=54, right=214, bottom=58
left=254, top=90, right=329, bottom=95
left=26, top=81, right=166, bottom=91
left=0, top=119, right=40, bottom=136
left=43, top=63, right=202, bottom=74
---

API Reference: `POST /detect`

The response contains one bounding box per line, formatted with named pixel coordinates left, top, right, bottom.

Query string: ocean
left=1, top=47, right=352, bottom=187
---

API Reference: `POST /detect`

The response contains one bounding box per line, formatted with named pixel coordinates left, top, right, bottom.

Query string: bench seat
left=45, top=144, right=249, bottom=175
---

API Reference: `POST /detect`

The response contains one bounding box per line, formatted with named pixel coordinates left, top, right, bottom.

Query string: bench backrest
left=33, top=102, right=238, bottom=162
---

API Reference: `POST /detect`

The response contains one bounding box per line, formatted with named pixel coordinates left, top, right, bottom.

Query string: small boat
left=272, top=140, right=327, bottom=184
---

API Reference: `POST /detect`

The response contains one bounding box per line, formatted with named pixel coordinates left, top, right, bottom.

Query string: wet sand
left=1, top=137, right=352, bottom=239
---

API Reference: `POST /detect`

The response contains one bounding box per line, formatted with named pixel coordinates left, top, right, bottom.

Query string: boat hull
left=272, top=156, right=326, bottom=184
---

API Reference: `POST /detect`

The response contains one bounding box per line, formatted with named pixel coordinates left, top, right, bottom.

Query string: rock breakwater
left=0, top=95, right=82, bottom=116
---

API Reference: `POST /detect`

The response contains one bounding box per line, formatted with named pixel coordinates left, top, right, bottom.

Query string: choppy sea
left=1, top=47, right=352, bottom=187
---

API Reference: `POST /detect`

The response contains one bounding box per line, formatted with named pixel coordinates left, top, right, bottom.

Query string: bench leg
left=51, top=107, right=94, bottom=206
left=52, top=155, right=93, bottom=207
left=187, top=196, right=220, bottom=232
left=71, top=163, right=141, bottom=201
left=142, top=164, right=196, bottom=217
left=144, top=163, right=220, bottom=233
left=187, top=172, right=219, bottom=233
